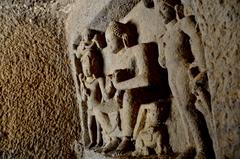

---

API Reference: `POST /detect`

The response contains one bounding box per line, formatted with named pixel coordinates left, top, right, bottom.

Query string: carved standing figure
left=154, top=1, right=214, bottom=159
left=79, top=49, right=107, bottom=149
left=73, top=27, right=108, bottom=149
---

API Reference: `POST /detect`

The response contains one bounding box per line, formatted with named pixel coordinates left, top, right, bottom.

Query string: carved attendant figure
left=154, top=1, right=214, bottom=158
left=76, top=28, right=106, bottom=59
left=80, top=50, right=107, bottom=149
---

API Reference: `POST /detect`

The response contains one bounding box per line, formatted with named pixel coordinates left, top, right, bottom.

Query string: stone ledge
left=82, top=149, right=172, bottom=159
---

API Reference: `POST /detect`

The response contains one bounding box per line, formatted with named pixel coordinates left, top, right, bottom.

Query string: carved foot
left=112, top=137, right=134, bottom=157
left=132, top=147, right=149, bottom=156
left=73, top=141, right=83, bottom=155
left=87, top=142, right=96, bottom=150
left=132, top=150, right=142, bottom=157
left=91, top=140, right=103, bottom=151
left=102, top=138, right=120, bottom=153
left=176, top=147, right=196, bottom=159
left=94, top=146, right=105, bottom=153
left=194, top=151, right=207, bottom=159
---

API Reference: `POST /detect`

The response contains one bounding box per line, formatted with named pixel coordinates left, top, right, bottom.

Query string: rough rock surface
left=1, top=0, right=239, bottom=159
left=191, top=1, right=240, bottom=158
left=0, top=0, right=80, bottom=158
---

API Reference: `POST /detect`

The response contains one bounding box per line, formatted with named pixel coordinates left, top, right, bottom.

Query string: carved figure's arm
left=113, top=74, right=149, bottom=90
left=98, top=77, right=110, bottom=101
left=75, top=42, right=86, bottom=59
left=192, top=72, right=211, bottom=113
left=92, top=35, right=101, bottom=49
left=79, top=74, right=88, bottom=102
left=180, top=16, right=206, bottom=71
left=113, top=46, right=150, bottom=90
left=75, top=49, right=82, bottom=59
left=157, top=37, right=167, bottom=68
left=89, top=34, right=106, bottom=49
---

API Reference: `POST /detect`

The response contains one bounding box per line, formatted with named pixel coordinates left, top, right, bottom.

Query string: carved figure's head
left=81, top=28, right=95, bottom=43
left=146, top=105, right=160, bottom=126
left=153, top=0, right=180, bottom=24
left=181, top=0, right=194, bottom=16
left=105, top=21, right=131, bottom=53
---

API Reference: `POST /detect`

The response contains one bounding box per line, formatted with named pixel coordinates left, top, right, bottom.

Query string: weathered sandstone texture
left=0, top=1, right=80, bottom=158
left=191, top=1, right=240, bottom=158
left=1, top=0, right=239, bottom=159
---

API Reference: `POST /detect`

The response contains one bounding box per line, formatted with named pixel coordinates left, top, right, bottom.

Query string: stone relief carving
left=71, top=1, right=215, bottom=158
left=72, top=28, right=107, bottom=149
left=154, top=1, right=214, bottom=159
left=75, top=28, right=106, bottom=59
left=102, top=21, right=169, bottom=156
left=132, top=100, right=171, bottom=156
left=73, top=21, right=170, bottom=157
left=79, top=51, right=104, bottom=149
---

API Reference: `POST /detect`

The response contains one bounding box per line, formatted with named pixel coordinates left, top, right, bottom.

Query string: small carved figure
left=79, top=49, right=106, bottom=149
left=132, top=101, right=171, bottom=156
left=80, top=59, right=124, bottom=153
left=72, top=27, right=110, bottom=149
left=76, top=28, right=106, bottom=59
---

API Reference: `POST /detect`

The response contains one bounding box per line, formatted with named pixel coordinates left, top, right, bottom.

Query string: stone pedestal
left=81, top=150, right=171, bottom=159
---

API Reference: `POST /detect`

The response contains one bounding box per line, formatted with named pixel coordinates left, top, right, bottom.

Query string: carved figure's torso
left=84, top=78, right=102, bottom=110
left=163, top=23, right=190, bottom=70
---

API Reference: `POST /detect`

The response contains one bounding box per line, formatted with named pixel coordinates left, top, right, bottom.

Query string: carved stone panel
left=70, top=1, right=219, bottom=159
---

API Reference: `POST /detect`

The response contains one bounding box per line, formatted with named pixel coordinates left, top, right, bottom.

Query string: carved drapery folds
left=71, top=1, right=215, bottom=158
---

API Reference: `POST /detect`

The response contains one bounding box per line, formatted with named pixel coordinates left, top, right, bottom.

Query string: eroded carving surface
left=155, top=1, right=214, bottom=159
left=72, top=1, right=216, bottom=158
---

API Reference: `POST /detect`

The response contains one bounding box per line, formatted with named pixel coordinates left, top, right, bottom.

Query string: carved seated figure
left=97, top=21, right=170, bottom=155
left=132, top=101, right=171, bottom=156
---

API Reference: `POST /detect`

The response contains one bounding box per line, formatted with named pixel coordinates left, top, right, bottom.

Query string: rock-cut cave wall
left=66, top=0, right=240, bottom=159
left=0, top=1, right=80, bottom=158
left=0, top=0, right=239, bottom=159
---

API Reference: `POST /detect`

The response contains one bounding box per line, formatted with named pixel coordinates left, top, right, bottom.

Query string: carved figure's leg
left=102, top=137, right=120, bottom=153
left=133, top=105, right=148, bottom=140
left=93, top=106, right=112, bottom=134
left=168, top=71, right=191, bottom=146
left=96, top=121, right=103, bottom=147
left=176, top=68, right=210, bottom=158
left=87, top=113, right=96, bottom=149
left=155, top=133, right=163, bottom=155
left=121, top=90, right=135, bottom=137
left=142, top=146, right=150, bottom=156
left=111, top=89, right=139, bottom=156
left=132, top=135, right=144, bottom=156
left=114, top=90, right=137, bottom=154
